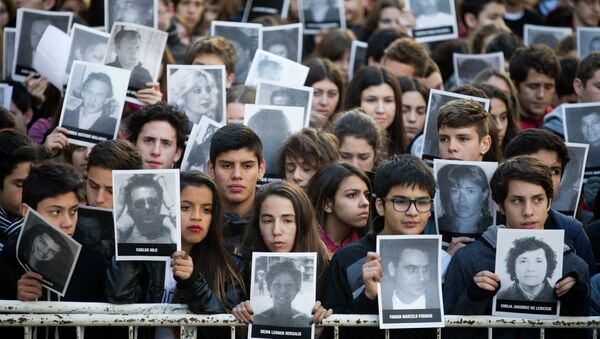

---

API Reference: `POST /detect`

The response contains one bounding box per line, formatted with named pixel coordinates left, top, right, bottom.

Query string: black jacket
left=0, top=232, right=107, bottom=339
left=105, top=254, right=247, bottom=339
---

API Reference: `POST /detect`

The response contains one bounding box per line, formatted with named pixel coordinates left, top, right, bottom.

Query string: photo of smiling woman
left=435, top=161, right=497, bottom=239
left=497, top=237, right=558, bottom=302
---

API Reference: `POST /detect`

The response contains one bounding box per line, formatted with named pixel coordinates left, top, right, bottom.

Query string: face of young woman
left=259, top=195, right=297, bottom=252
left=327, top=175, right=370, bottom=229
left=360, top=84, right=396, bottom=129
left=180, top=185, right=213, bottom=247
left=401, top=91, right=427, bottom=143
left=312, top=79, right=340, bottom=118
left=339, top=136, right=376, bottom=172
left=490, top=98, right=508, bottom=145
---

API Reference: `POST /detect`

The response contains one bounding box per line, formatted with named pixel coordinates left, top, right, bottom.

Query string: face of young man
left=208, top=148, right=265, bottom=214
left=517, top=70, right=555, bottom=120
left=383, top=59, right=415, bottom=78
left=574, top=0, right=600, bottom=27
left=86, top=166, right=113, bottom=208
left=575, top=69, right=600, bottom=103
left=466, top=2, right=506, bottom=33
left=438, top=125, right=491, bottom=161
left=0, top=162, right=31, bottom=218
left=135, top=120, right=183, bottom=169
left=499, top=180, right=549, bottom=230
left=21, top=192, right=80, bottom=237
left=376, top=184, right=432, bottom=235
left=528, top=149, right=562, bottom=201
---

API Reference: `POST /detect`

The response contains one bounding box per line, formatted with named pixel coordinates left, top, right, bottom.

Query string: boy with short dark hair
left=504, top=128, right=596, bottom=275
left=509, top=45, right=560, bottom=129
left=443, top=156, right=590, bottom=338
left=461, top=0, right=507, bottom=37
left=208, top=124, right=265, bottom=251
left=0, top=161, right=107, bottom=338
left=322, top=155, right=440, bottom=339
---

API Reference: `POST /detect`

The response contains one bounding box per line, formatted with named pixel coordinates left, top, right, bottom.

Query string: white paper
left=33, top=25, right=70, bottom=90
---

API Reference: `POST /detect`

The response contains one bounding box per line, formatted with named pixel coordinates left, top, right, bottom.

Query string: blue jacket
left=443, top=225, right=590, bottom=339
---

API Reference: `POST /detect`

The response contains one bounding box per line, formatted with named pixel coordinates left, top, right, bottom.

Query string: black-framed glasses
left=381, top=197, right=433, bottom=213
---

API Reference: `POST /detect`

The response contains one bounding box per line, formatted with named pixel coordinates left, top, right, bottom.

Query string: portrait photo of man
left=113, top=170, right=181, bottom=260
left=300, top=0, right=344, bottom=34
left=262, top=23, right=302, bottom=63
left=64, top=24, right=110, bottom=84
left=105, top=0, right=156, bottom=29
left=211, top=22, right=261, bottom=85
left=107, top=28, right=152, bottom=91
left=563, top=103, right=600, bottom=169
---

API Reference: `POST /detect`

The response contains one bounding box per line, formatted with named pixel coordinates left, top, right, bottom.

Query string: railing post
left=23, top=326, right=32, bottom=339
left=128, top=326, right=135, bottom=339
left=230, top=326, right=236, bottom=339
left=76, top=325, right=84, bottom=339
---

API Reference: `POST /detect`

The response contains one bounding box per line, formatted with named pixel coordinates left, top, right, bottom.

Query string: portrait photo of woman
left=169, top=66, right=225, bottom=124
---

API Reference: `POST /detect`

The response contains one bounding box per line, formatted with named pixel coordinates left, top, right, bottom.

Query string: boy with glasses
left=322, top=155, right=445, bottom=339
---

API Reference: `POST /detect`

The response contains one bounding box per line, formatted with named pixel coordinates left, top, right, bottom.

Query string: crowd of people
left=1, top=0, right=600, bottom=338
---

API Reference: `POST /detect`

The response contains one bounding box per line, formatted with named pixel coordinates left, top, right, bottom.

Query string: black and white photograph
left=433, top=160, right=498, bottom=239
left=262, top=23, right=302, bottom=63
left=406, top=0, right=458, bottom=43
left=552, top=143, right=588, bottom=216
left=244, top=104, right=305, bottom=176
left=2, top=27, right=15, bottom=80
left=112, top=169, right=181, bottom=261
left=73, top=205, right=115, bottom=260
left=248, top=252, right=316, bottom=339
left=453, top=52, right=504, bottom=86
left=349, top=40, right=368, bottom=81
left=245, top=49, right=310, bottom=87
left=58, top=61, right=130, bottom=147
left=563, top=102, right=600, bottom=171
left=13, top=8, right=73, bottom=81
left=493, top=228, right=565, bottom=319
left=211, top=21, right=262, bottom=85
left=180, top=116, right=224, bottom=173
left=0, top=84, right=13, bottom=109
left=243, top=0, right=290, bottom=22
left=577, top=27, right=600, bottom=59
left=104, top=0, right=157, bottom=30
left=104, top=22, right=167, bottom=99
left=377, top=235, right=444, bottom=329
left=16, top=208, right=82, bottom=297
left=298, top=0, right=345, bottom=35
left=167, top=65, right=226, bottom=125
left=64, top=24, right=110, bottom=85
left=255, top=80, right=313, bottom=126
left=524, top=24, right=572, bottom=49
left=421, top=89, right=490, bottom=163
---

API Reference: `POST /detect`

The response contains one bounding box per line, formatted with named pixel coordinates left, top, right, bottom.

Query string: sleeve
left=442, top=254, right=492, bottom=316
left=104, top=257, right=144, bottom=304
left=573, top=225, right=597, bottom=276
left=559, top=255, right=591, bottom=316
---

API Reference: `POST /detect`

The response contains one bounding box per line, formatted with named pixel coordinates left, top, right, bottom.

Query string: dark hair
left=460, top=0, right=506, bottom=27
left=471, top=24, right=505, bottom=53
left=451, top=84, right=488, bottom=98
left=556, top=57, right=578, bottom=98
left=210, top=124, right=263, bottom=164
left=2, top=81, right=32, bottom=117
left=367, top=29, right=407, bottom=63
left=175, top=171, right=246, bottom=307
left=374, top=155, right=435, bottom=199
left=127, top=102, right=190, bottom=151
left=314, top=28, right=356, bottom=63
left=475, top=83, right=519, bottom=150
left=114, top=29, right=141, bottom=46
left=88, top=139, right=143, bottom=170
left=226, top=85, right=256, bottom=104
left=490, top=155, right=554, bottom=205
left=398, top=76, right=429, bottom=105
left=265, top=260, right=302, bottom=292
left=485, top=32, right=523, bottom=61
left=304, top=58, right=344, bottom=113
left=556, top=34, right=576, bottom=57
left=472, top=68, right=521, bottom=123
left=19, top=223, right=73, bottom=284
left=186, top=36, right=237, bottom=75
left=431, top=39, right=470, bottom=83
left=307, top=162, right=372, bottom=229
left=576, top=52, right=600, bottom=88
left=122, top=174, right=163, bottom=209
left=437, top=164, right=491, bottom=220
left=0, top=107, right=16, bottom=130
left=277, top=128, right=340, bottom=177
left=505, top=237, right=557, bottom=281
left=382, top=37, right=429, bottom=78
left=331, top=109, right=388, bottom=168
left=344, top=66, right=406, bottom=155
left=509, top=45, right=560, bottom=85
left=504, top=128, right=570, bottom=175
left=0, top=130, right=47, bottom=190
left=22, top=162, right=85, bottom=210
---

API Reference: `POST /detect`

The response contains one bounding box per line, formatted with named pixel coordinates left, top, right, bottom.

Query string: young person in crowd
left=475, top=83, right=519, bottom=151
left=460, top=0, right=507, bottom=38
left=106, top=171, right=246, bottom=339
left=127, top=102, right=189, bottom=170
left=0, top=162, right=107, bottom=339
left=345, top=66, right=405, bottom=156
left=331, top=109, right=387, bottom=172
left=313, top=28, right=357, bottom=84
left=277, top=128, right=340, bottom=189
left=504, top=128, right=596, bottom=275
left=509, top=45, right=560, bottom=129
left=398, top=76, right=429, bottom=147
left=231, top=181, right=333, bottom=331
left=305, top=58, right=345, bottom=119
left=307, top=162, right=371, bottom=254
left=381, top=37, right=429, bottom=79
left=186, top=36, right=237, bottom=88
left=208, top=124, right=265, bottom=251
left=443, top=156, right=590, bottom=338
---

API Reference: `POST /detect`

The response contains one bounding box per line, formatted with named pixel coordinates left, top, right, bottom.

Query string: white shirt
left=392, top=290, right=426, bottom=310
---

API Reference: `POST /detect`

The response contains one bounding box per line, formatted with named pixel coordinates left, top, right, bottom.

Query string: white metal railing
left=0, top=301, right=599, bottom=339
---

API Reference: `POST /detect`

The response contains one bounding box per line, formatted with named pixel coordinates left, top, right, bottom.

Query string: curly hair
left=505, top=236, right=557, bottom=281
